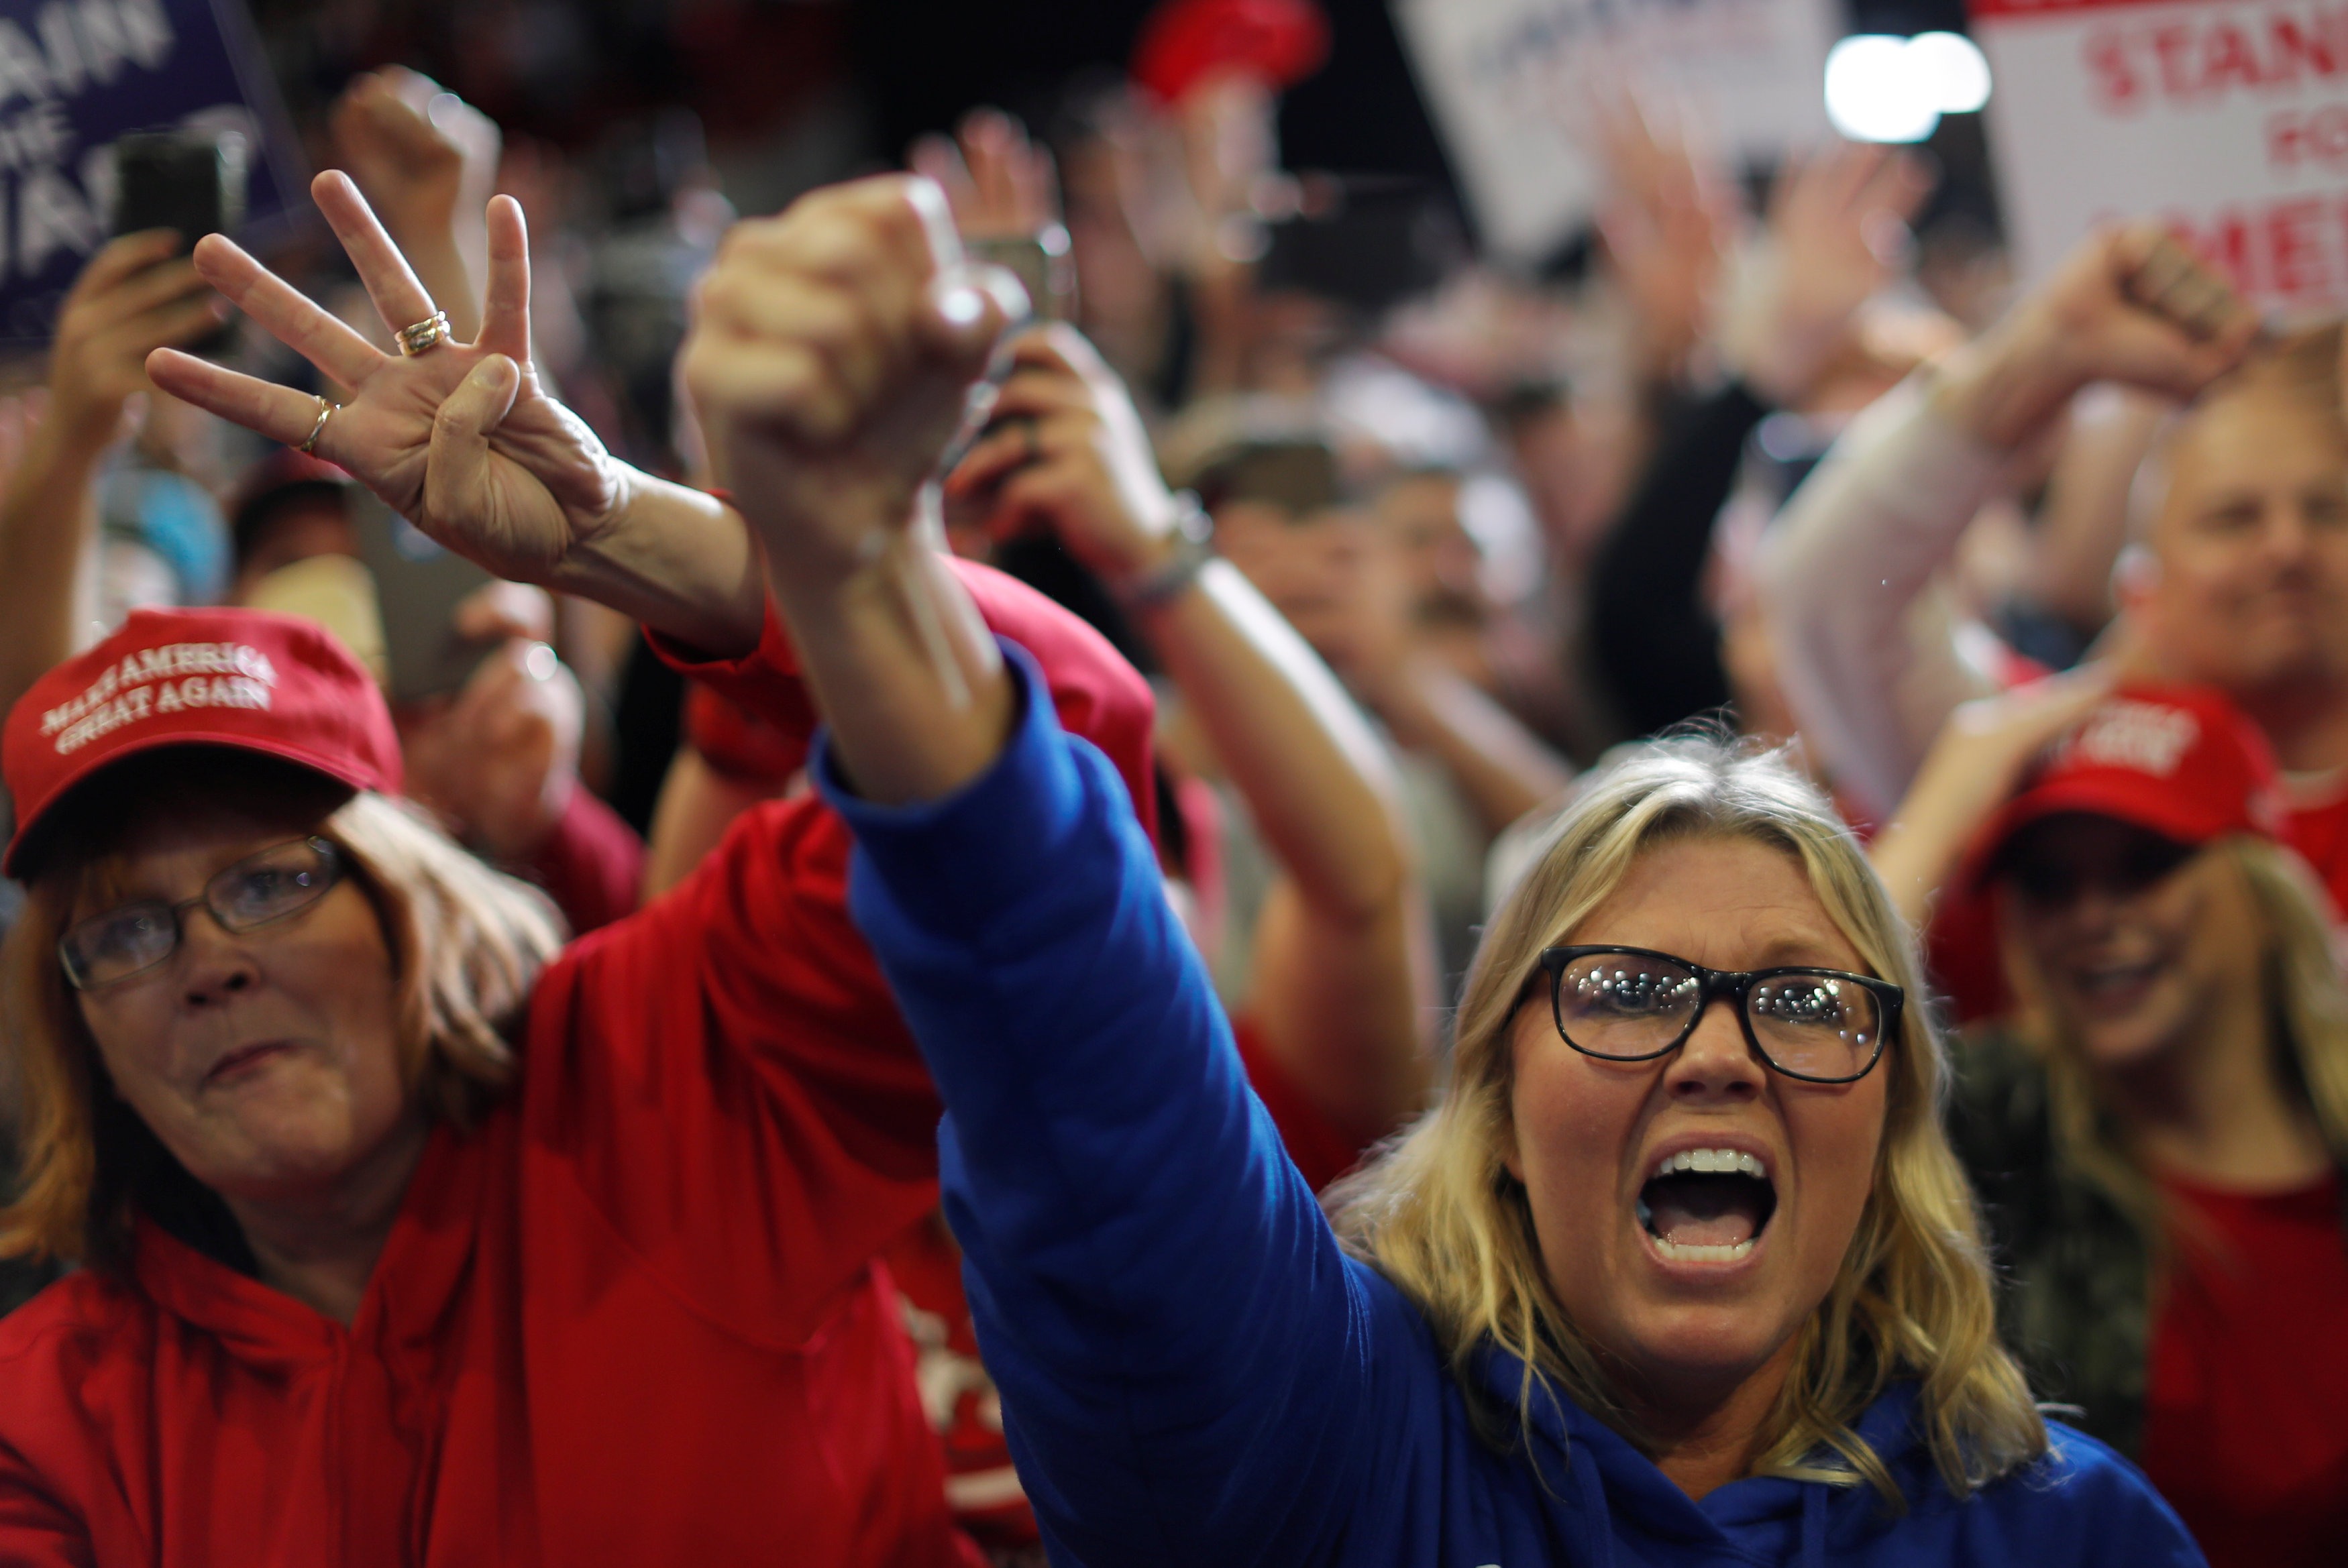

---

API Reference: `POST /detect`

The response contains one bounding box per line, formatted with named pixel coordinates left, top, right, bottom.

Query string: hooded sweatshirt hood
left=1479, top=1345, right=1959, bottom=1568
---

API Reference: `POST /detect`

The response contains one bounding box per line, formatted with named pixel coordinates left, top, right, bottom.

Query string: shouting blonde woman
left=659, top=173, right=2202, bottom=1565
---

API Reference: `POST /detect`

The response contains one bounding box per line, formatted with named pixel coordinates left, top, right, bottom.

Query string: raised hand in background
left=1933, top=224, right=2264, bottom=450
left=1717, top=141, right=1933, bottom=405
left=1868, top=665, right=2122, bottom=928
left=947, top=322, right=1435, bottom=1141
left=1591, top=91, right=1738, bottom=387
left=401, top=587, right=585, bottom=864
left=50, top=232, right=225, bottom=445
left=912, top=108, right=1079, bottom=331
left=910, top=109, right=1061, bottom=241
left=332, top=67, right=502, bottom=341
left=941, top=325, right=1178, bottom=581
left=1174, top=76, right=1287, bottom=394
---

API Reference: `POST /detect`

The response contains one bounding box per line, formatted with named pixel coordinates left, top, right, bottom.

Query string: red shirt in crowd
left=513, top=781, right=647, bottom=934
left=2282, top=783, right=2348, bottom=915
left=2141, top=1172, right=2348, bottom=1568
left=0, top=563, right=1157, bottom=1567
left=1911, top=711, right=2348, bottom=1560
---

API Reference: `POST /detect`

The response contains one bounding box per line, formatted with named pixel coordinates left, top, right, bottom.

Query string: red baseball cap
left=1968, top=684, right=2288, bottom=886
left=1132, top=0, right=1330, bottom=105
left=3, top=606, right=403, bottom=877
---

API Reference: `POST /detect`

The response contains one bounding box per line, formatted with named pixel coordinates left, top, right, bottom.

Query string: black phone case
left=113, top=133, right=242, bottom=355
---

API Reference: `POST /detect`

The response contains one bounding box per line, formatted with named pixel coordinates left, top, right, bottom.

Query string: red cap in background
left=1968, top=685, right=2287, bottom=887
left=3, top=606, right=403, bottom=877
left=1132, top=0, right=1330, bottom=105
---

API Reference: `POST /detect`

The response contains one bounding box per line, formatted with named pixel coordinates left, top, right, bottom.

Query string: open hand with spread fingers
left=1592, top=90, right=1739, bottom=382
left=909, top=108, right=1061, bottom=243
left=145, top=170, right=631, bottom=588
left=1719, top=141, right=1932, bottom=405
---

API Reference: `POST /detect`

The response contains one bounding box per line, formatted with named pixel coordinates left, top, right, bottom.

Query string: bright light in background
left=1911, top=32, right=1992, bottom=113
left=1825, top=36, right=1937, bottom=144
left=1823, top=31, right=1992, bottom=144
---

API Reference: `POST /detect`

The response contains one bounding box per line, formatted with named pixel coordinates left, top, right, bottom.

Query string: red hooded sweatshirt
left=0, top=561, right=1156, bottom=1567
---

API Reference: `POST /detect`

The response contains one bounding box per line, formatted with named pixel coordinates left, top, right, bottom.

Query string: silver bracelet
left=1114, top=491, right=1216, bottom=610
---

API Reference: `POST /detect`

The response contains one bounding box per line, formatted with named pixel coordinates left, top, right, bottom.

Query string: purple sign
left=0, top=0, right=308, bottom=345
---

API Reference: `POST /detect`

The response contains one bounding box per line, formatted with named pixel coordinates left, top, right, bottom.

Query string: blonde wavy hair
left=1999, top=832, right=2348, bottom=1235
left=0, top=750, right=564, bottom=1270
left=1329, top=737, right=2046, bottom=1503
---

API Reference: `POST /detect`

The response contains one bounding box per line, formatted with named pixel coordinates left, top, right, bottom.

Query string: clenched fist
left=1933, top=223, right=2263, bottom=450
left=680, top=174, right=1025, bottom=593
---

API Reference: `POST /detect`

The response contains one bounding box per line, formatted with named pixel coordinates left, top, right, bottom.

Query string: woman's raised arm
left=1869, top=665, right=2118, bottom=928
left=1762, top=225, right=2260, bottom=820
left=683, top=174, right=1414, bottom=1565
left=679, top=175, right=1025, bottom=805
left=146, top=171, right=763, bottom=658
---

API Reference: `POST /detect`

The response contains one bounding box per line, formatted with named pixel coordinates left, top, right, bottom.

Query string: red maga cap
left=1132, top=0, right=1330, bottom=105
left=1968, top=684, right=2287, bottom=885
left=3, top=606, right=402, bottom=877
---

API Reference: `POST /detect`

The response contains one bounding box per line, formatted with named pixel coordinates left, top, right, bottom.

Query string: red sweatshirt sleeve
left=510, top=785, right=646, bottom=935
left=520, top=563, right=1158, bottom=1343
left=685, top=683, right=807, bottom=786
left=0, top=1445, right=90, bottom=1566
left=1230, top=1018, right=1375, bottom=1194
left=647, top=557, right=1158, bottom=842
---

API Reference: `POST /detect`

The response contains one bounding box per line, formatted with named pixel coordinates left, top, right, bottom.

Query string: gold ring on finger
left=396, top=309, right=451, bottom=356
left=297, top=395, right=339, bottom=455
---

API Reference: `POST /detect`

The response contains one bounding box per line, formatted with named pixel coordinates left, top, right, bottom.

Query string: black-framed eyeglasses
left=1538, top=946, right=1901, bottom=1085
left=59, top=837, right=343, bottom=992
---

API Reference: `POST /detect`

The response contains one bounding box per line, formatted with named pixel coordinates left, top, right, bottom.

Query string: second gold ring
left=297, top=396, right=339, bottom=455
left=396, top=309, right=451, bottom=357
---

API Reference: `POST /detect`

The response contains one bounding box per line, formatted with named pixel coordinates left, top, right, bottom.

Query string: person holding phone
left=663, top=173, right=2196, bottom=1566
left=0, top=171, right=1154, bottom=1565
left=0, top=231, right=225, bottom=726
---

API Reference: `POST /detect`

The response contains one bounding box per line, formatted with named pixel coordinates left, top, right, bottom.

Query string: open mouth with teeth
left=1636, top=1148, right=1778, bottom=1263
left=2070, top=956, right=2164, bottom=1003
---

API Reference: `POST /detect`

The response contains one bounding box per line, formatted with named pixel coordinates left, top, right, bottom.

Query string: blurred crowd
left=0, top=0, right=2344, bottom=1564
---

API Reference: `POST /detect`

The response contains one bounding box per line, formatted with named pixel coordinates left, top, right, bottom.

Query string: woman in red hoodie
left=0, top=172, right=1147, bottom=1565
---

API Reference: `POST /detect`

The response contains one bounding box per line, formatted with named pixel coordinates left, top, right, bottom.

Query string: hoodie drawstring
left=1567, top=1437, right=1618, bottom=1568
left=1799, top=1477, right=1828, bottom=1568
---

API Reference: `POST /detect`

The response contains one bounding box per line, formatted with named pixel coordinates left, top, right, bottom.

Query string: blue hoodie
left=821, top=647, right=2204, bottom=1568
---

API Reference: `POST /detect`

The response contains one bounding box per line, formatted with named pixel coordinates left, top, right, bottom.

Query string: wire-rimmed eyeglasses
left=59, top=837, right=343, bottom=992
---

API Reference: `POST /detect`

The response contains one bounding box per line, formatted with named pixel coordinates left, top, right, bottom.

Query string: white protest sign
left=1391, top=0, right=1839, bottom=264
left=1976, top=0, right=2348, bottom=311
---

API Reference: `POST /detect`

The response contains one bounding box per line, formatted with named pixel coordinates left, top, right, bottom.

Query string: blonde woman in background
left=1874, top=679, right=2348, bottom=1567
